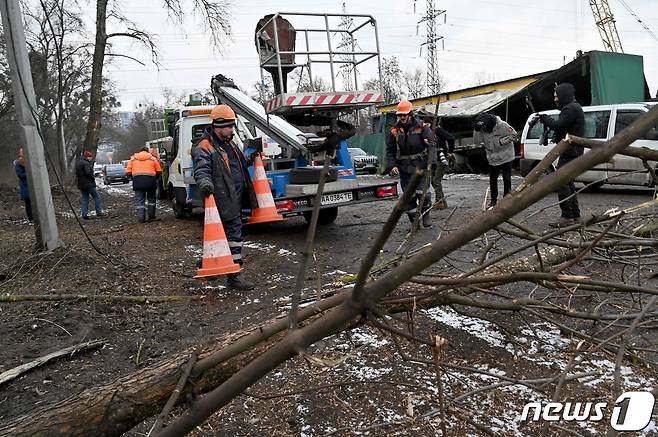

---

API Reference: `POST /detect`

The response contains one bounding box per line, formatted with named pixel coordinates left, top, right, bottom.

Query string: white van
left=520, top=102, right=658, bottom=187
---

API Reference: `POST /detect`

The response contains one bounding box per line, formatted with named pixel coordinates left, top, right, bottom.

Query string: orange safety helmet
left=396, top=100, right=413, bottom=115
left=210, top=104, right=237, bottom=127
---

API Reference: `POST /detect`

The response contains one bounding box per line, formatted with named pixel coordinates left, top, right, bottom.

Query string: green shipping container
left=589, top=51, right=646, bottom=105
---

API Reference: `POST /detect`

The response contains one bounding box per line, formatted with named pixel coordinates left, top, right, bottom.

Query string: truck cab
left=165, top=102, right=398, bottom=223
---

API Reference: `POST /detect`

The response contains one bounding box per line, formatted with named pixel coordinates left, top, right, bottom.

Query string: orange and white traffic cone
left=195, top=195, right=241, bottom=278
left=248, top=154, right=284, bottom=224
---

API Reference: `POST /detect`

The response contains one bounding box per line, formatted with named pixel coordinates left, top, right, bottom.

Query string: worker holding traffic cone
left=248, top=153, right=284, bottom=224
left=195, top=195, right=241, bottom=278
left=192, top=104, right=259, bottom=290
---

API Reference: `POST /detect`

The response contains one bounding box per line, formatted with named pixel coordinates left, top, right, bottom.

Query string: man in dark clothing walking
left=14, top=148, right=32, bottom=221
left=431, top=125, right=455, bottom=210
left=75, top=150, right=107, bottom=220
left=537, top=82, right=585, bottom=227
left=193, top=104, right=259, bottom=291
left=386, top=100, right=433, bottom=229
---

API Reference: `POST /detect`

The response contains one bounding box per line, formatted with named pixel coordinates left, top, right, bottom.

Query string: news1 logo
left=521, top=391, right=656, bottom=431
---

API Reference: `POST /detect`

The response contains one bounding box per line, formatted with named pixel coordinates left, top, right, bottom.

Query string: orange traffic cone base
left=248, top=154, right=286, bottom=224
left=195, top=260, right=241, bottom=278
left=248, top=208, right=284, bottom=224
left=195, top=195, right=242, bottom=278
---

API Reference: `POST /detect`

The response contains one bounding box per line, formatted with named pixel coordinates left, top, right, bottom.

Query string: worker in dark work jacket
left=126, top=146, right=162, bottom=223
left=193, top=104, right=259, bottom=291
left=535, top=82, right=585, bottom=227
left=386, top=100, right=433, bottom=229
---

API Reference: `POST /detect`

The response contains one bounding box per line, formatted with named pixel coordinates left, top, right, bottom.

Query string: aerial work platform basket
left=255, top=12, right=384, bottom=117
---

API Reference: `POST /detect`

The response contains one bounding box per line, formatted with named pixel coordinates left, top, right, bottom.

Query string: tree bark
left=0, top=294, right=347, bottom=436
left=81, top=0, right=108, bottom=155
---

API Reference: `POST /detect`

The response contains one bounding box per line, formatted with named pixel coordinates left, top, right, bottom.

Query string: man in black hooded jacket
left=538, top=82, right=585, bottom=227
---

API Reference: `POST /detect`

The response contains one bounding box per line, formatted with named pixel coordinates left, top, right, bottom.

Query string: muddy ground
left=0, top=175, right=657, bottom=436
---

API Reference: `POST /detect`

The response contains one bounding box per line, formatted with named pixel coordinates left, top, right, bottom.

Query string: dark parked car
left=103, top=164, right=129, bottom=185
left=348, top=147, right=379, bottom=174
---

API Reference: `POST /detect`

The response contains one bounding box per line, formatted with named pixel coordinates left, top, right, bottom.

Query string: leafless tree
left=289, top=69, right=330, bottom=93
left=20, top=0, right=95, bottom=177
left=82, top=0, right=232, bottom=157
left=471, top=70, right=498, bottom=87
left=402, top=68, right=427, bottom=100
left=363, top=56, right=402, bottom=104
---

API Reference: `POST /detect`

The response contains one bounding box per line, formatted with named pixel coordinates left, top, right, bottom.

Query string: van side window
left=616, top=110, right=658, bottom=140
left=526, top=115, right=558, bottom=139
left=615, top=110, right=644, bottom=135
left=583, top=110, right=610, bottom=139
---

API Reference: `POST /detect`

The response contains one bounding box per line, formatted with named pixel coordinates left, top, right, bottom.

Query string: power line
left=617, top=0, right=658, bottom=43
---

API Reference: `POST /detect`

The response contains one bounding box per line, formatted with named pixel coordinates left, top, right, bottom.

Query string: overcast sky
left=100, top=0, right=658, bottom=109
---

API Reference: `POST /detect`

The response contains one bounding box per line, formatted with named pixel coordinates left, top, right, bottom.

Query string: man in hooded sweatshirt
left=536, top=82, right=585, bottom=227
left=473, top=113, right=518, bottom=209
left=126, top=146, right=162, bottom=223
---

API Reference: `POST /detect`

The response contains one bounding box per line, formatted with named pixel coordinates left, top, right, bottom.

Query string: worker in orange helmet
left=192, top=104, right=259, bottom=290
left=126, top=145, right=163, bottom=223
left=385, top=100, right=433, bottom=229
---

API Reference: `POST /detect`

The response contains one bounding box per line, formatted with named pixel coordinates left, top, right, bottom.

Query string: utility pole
left=0, top=0, right=63, bottom=251
left=338, top=3, right=355, bottom=91
left=419, top=0, right=445, bottom=95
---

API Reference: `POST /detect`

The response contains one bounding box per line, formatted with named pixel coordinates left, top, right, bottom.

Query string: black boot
left=227, top=273, right=255, bottom=291
left=407, top=212, right=419, bottom=232
left=422, top=211, right=432, bottom=228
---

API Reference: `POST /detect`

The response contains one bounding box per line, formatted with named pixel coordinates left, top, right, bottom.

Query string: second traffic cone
left=248, top=154, right=284, bottom=224
left=195, top=195, right=241, bottom=278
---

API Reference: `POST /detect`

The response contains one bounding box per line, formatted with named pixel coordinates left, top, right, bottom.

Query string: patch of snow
left=323, top=270, right=347, bottom=277
left=423, top=307, right=514, bottom=352
left=268, top=273, right=295, bottom=283
left=184, top=245, right=202, bottom=257
left=445, top=173, right=523, bottom=182
left=102, top=185, right=132, bottom=197
left=350, top=327, right=389, bottom=348
left=243, top=241, right=294, bottom=257
left=349, top=365, right=392, bottom=380
left=643, top=420, right=657, bottom=434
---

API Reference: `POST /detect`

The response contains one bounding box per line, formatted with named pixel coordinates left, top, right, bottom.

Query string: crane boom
left=589, top=0, right=624, bottom=53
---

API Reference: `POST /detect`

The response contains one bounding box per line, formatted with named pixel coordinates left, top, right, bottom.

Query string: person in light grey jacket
left=474, top=113, right=518, bottom=208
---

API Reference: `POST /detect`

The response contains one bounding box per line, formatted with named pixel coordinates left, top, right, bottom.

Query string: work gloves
left=439, top=151, right=449, bottom=167
left=199, top=181, right=214, bottom=198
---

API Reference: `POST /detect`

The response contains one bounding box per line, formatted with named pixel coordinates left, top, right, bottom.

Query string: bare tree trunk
left=82, top=0, right=108, bottom=155
left=0, top=294, right=347, bottom=436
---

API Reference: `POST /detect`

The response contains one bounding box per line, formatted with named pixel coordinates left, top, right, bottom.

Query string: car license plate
left=321, top=192, right=353, bottom=205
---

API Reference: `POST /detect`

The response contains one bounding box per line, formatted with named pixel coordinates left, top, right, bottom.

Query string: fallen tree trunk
left=0, top=293, right=348, bottom=436
left=0, top=294, right=203, bottom=303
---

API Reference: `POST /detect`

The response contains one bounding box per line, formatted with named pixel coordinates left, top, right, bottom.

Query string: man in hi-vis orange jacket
left=127, top=146, right=162, bottom=223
